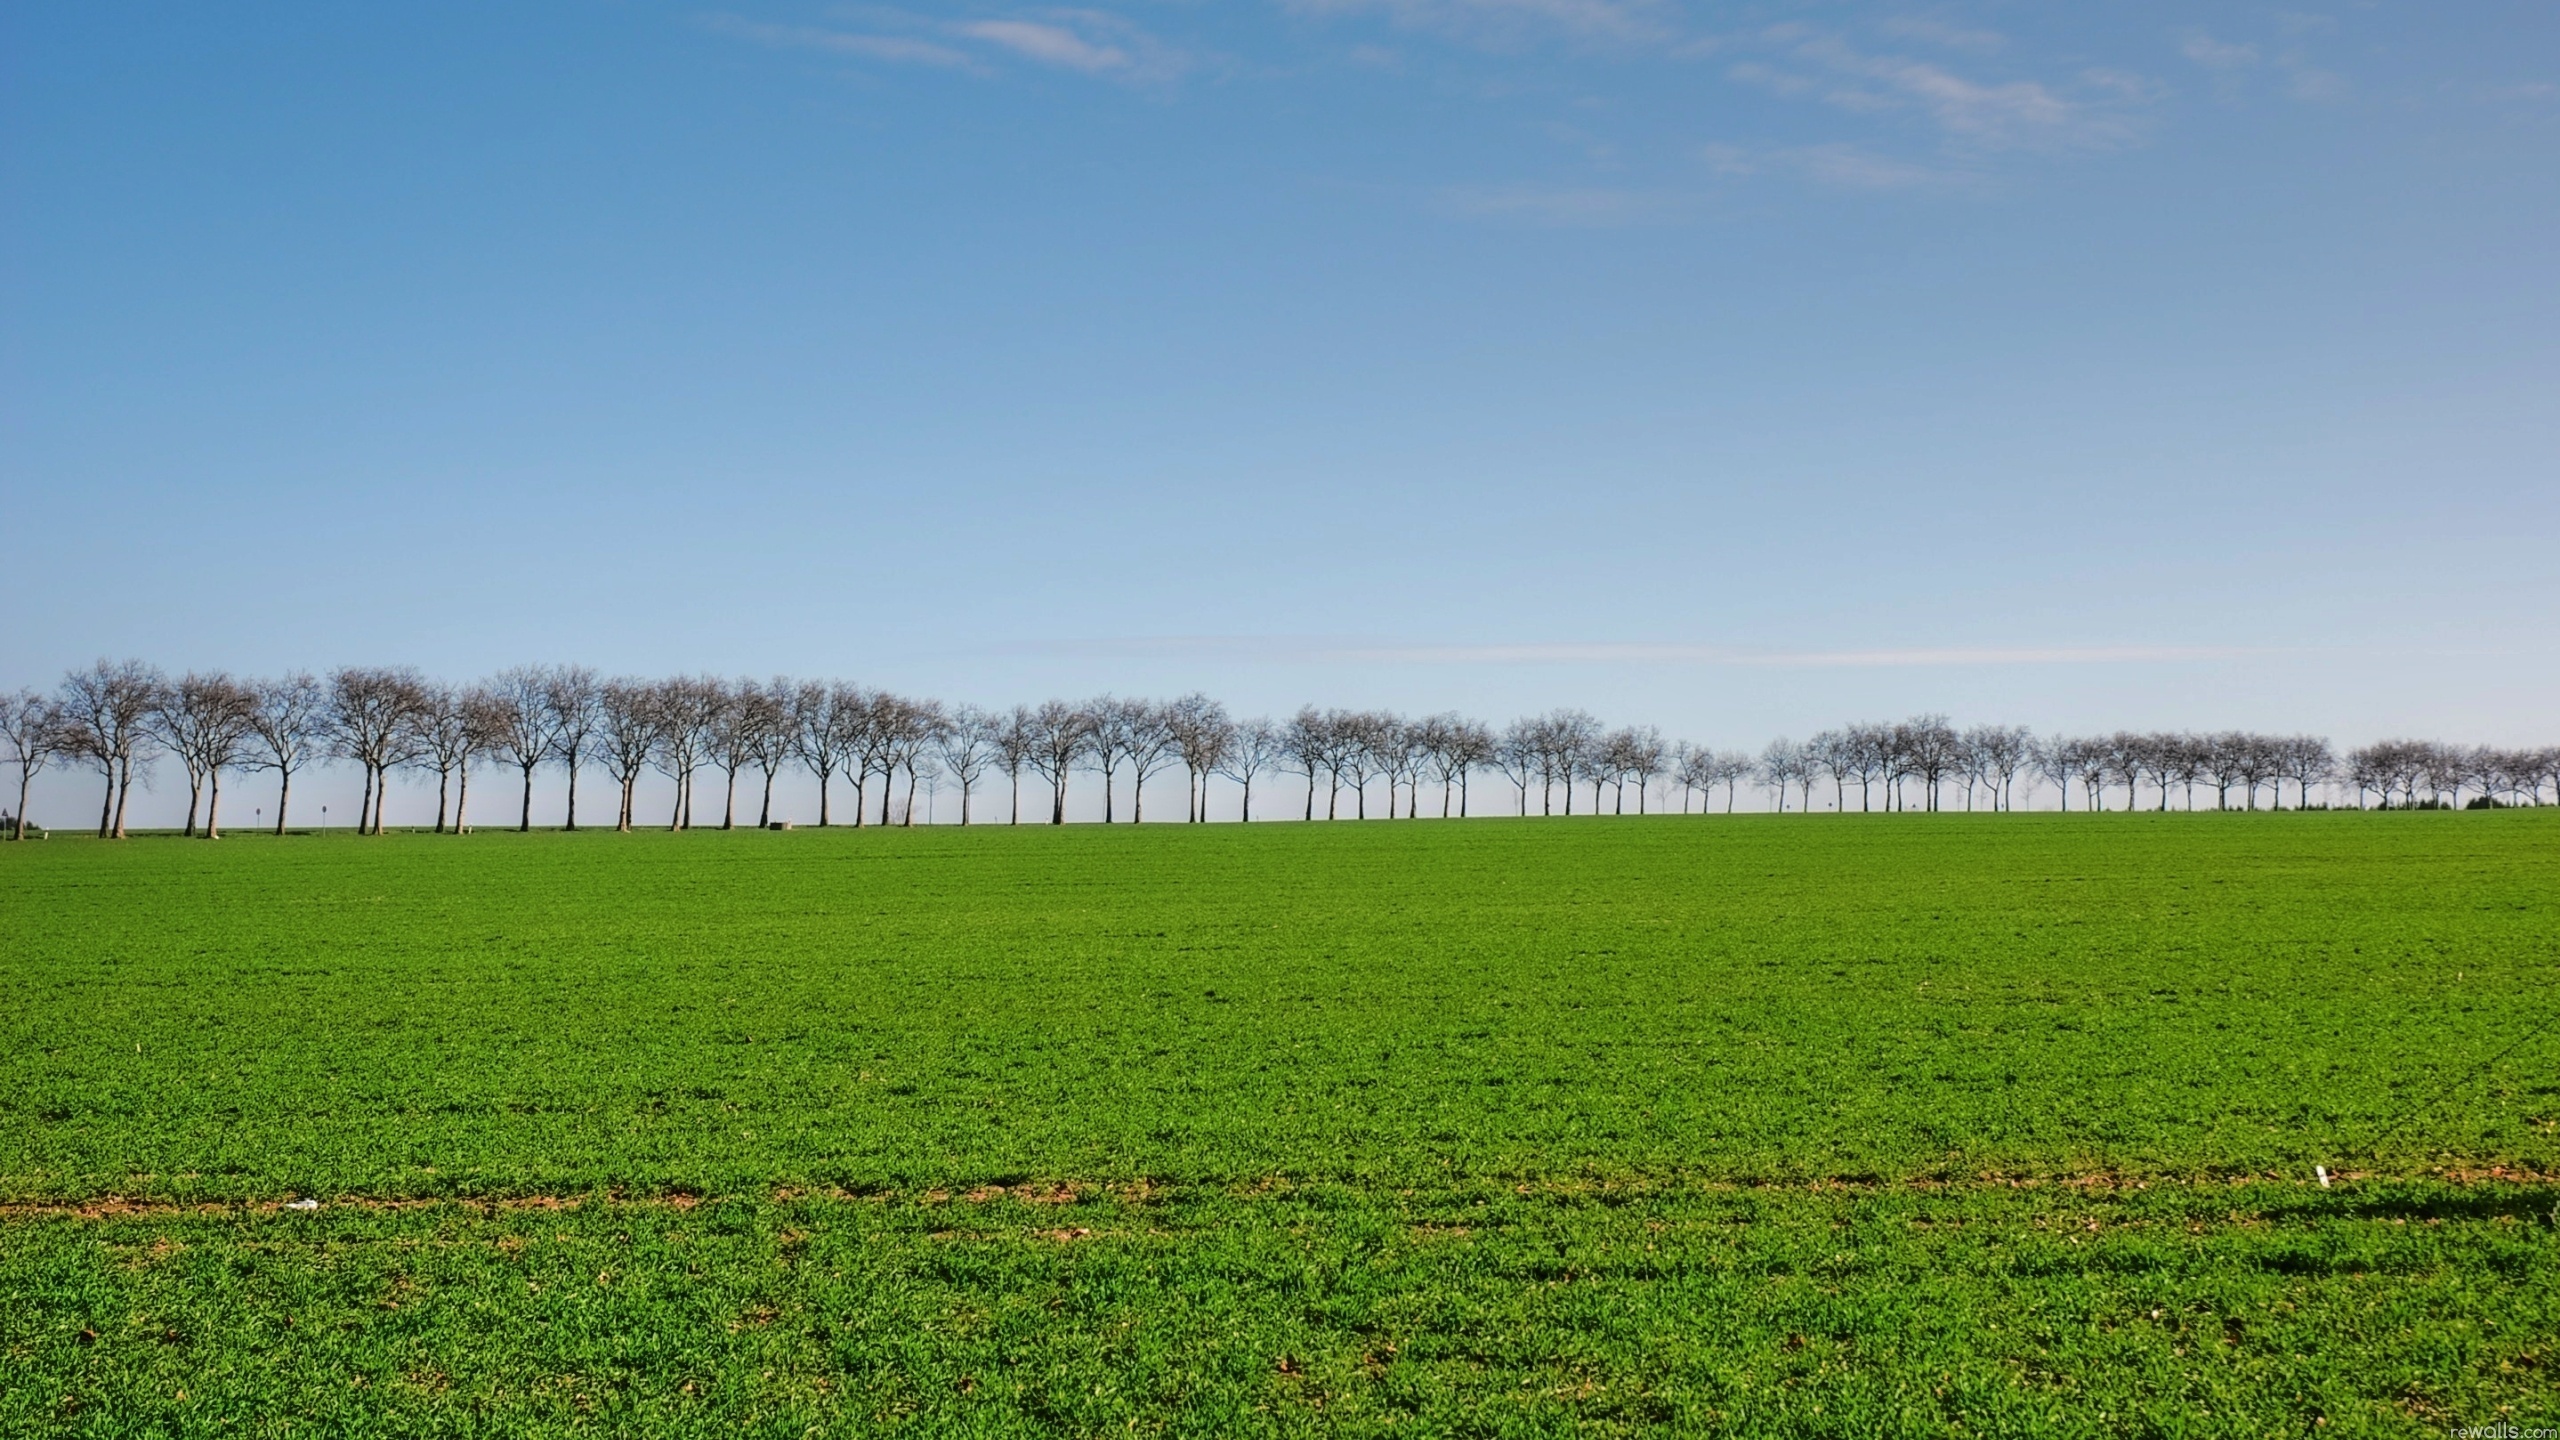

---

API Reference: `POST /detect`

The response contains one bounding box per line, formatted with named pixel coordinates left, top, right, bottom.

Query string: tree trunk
left=1052, top=770, right=1066, bottom=825
left=457, top=768, right=471, bottom=832
left=759, top=770, right=776, bottom=828
left=902, top=771, right=917, bottom=827
left=436, top=770, right=451, bottom=833
left=817, top=768, right=832, bottom=827
left=205, top=771, right=223, bottom=839
left=669, top=775, right=684, bottom=830
left=98, top=769, right=114, bottom=838
left=1240, top=777, right=1253, bottom=822
left=564, top=756, right=579, bottom=831
left=183, top=774, right=202, bottom=838
left=1130, top=774, right=1142, bottom=824
left=723, top=769, right=738, bottom=830
left=518, top=764, right=535, bottom=832
left=16, top=769, right=32, bottom=839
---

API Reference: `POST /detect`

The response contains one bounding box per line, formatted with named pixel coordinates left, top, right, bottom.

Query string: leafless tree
left=58, top=659, right=163, bottom=839
left=2, top=690, right=59, bottom=839
left=1961, top=724, right=2034, bottom=813
left=1758, top=738, right=1807, bottom=814
left=706, top=678, right=773, bottom=830
left=786, top=681, right=850, bottom=827
left=1164, top=693, right=1234, bottom=823
left=597, top=679, right=662, bottom=832
left=1494, top=719, right=1541, bottom=816
left=482, top=667, right=559, bottom=833
left=151, top=673, right=256, bottom=838
left=409, top=683, right=498, bottom=834
left=1021, top=699, right=1093, bottom=825
left=1419, top=713, right=1494, bottom=818
left=1285, top=707, right=1331, bottom=821
left=328, top=666, right=428, bottom=834
left=935, top=705, right=995, bottom=824
left=244, top=673, right=327, bottom=835
left=2279, top=736, right=2334, bottom=809
left=740, top=680, right=797, bottom=827
left=543, top=666, right=603, bottom=831
left=1214, top=717, right=1282, bottom=821
left=1712, top=751, right=1753, bottom=812
left=649, top=676, right=726, bottom=830
left=884, top=697, right=945, bottom=826
left=993, top=705, right=1037, bottom=824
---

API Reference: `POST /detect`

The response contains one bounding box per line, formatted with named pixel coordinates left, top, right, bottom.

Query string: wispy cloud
left=1282, top=0, right=1676, bottom=49
left=1768, top=35, right=2144, bottom=152
left=2180, top=33, right=2259, bottom=71
left=1020, top=636, right=2272, bottom=668
left=707, top=7, right=1187, bottom=83
left=1702, top=141, right=1976, bottom=191
left=1877, top=17, right=2005, bottom=54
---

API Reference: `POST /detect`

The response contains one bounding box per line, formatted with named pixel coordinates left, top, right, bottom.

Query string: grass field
left=4, top=813, right=2556, bottom=1435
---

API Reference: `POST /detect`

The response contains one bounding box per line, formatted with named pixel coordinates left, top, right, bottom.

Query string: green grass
left=4, top=814, right=2557, bottom=1434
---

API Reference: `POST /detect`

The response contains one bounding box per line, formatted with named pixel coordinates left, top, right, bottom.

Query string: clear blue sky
left=6, top=1, right=2555, bottom=757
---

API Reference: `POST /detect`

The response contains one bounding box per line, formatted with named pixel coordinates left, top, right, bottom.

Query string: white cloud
left=960, top=18, right=1129, bottom=72
left=2180, top=33, right=2259, bottom=70
left=1734, top=35, right=2147, bottom=153
left=1281, top=0, right=1676, bottom=49
left=1878, top=16, right=2005, bottom=54
left=709, top=7, right=1187, bottom=84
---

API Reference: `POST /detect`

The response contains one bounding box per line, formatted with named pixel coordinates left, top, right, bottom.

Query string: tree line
left=2, top=660, right=2553, bottom=840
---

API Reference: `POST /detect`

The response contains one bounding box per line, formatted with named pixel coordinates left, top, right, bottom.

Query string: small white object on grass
left=286, top=1198, right=321, bottom=1210
left=2315, top=1166, right=2330, bottom=1189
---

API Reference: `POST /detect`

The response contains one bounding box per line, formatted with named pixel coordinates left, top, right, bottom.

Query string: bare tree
left=409, top=683, right=498, bottom=834
left=597, top=679, right=662, bottom=832
left=1084, top=697, right=1139, bottom=823
left=2280, top=735, right=2334, bottom=810
left=884, top=697, right=945, bottom=826
left=1420, top=713, right=1494, bottom=818
left=1285, top=707, right=1331, bottom=821
left=328, top=666, right=428, bottom=834
left=1164, top=693, right=1234, bottom=823
left=543, top=666, right=603, bottom=831
left=1960, top=725, right=2034, bottom=812
left=58, top=659, right=163, bottom=839
left=1, top=690, right=59, bottom=839
left=1213, top=717, right=1282, bottom=821
left=705, top=678, right=770, bottom=830
left=1022, top=699, right=1092, bottom=825
left=993, top=705, right=1037, bottom=824
left=935, top=706, right=995, bottom=824
left=649, top=677, right=726, bottom=830
left=786, top=681, right=850, bottom=827
left=740, top=680, right=797, bottom=827
left=1758, top=737, right=1806, bottom=813
left=482, top=667, right=559, bottom=832
left=1494, top=718, right=1541, bottom=816
left=244, top=673, right=327, bottom=835
left=150, top=673, right=256, bottom=838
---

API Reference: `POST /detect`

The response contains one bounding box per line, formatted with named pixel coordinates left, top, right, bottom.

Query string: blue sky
left=6, top=0, right=2556, bottom=772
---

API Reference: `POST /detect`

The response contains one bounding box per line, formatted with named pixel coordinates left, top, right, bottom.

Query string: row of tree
left=3, top=661, right=2553, bottom=840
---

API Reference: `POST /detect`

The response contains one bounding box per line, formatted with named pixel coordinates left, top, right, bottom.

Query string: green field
left=4, top=814, right=2556, bottom=1435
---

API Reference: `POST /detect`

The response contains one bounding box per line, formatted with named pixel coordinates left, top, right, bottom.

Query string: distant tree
left=2030, top=735, right=2075, bottom=812
left=150, top=673, right=257, bottom=838
left=1541, top=710, right=1601, bottom=817
left=328, top=666, right=428, bottom=834
left=935, top=706, right=995, bottom=824
left=705, top=679, right=774, bottom=830
left=543, top=666, right=603, bottom=831
left=597, top=679, right=663, bottom=832
left=1899, top=716, right=1960, bottom=812
left=1713, top=751, right=1754, bottom=813
left=1, top=690, right=59, bottom=839
left=1022, top=699, right=1093, bottom=825
left=1331, top=711, right=1388, bottom=820
left=1105, top=698, right=1179, bottom=823
left=2280, top=735, right=2334, bottom=810
left=1164, top=694, right=1234, bottom=823
left=1494, top=719, right=1541, bottom=816
left=1758, top=738, right=1806, bottom=814
left=409, top=683, right=498, bottom=834
left=1420, top=714, right=1494, bottom=818
left=1806, top=731, right=1854, bottom=812
left=992, top=705, right=1037, bottom=824
left=740, top=680, right=798, bottom=827
left=58, top=659, right=163, bottom=839
left=482, top=667, right=559, bottom=833
left=1962, top=725, right=2034, bottom=813
left=785, top=681, right=850, bottom=827
left=1285, top=707, right=1331, bottom=822
left=243, top=673, right=327, bottom=835
left=649, top=677, right=726, bottom=830
left=1213, top=717, right=1282, bottom=822
left=885, top=698, right=946, bottom=826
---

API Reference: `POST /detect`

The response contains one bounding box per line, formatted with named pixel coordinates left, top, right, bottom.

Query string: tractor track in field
left=5, top=1166, right=2554, bottom=1222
